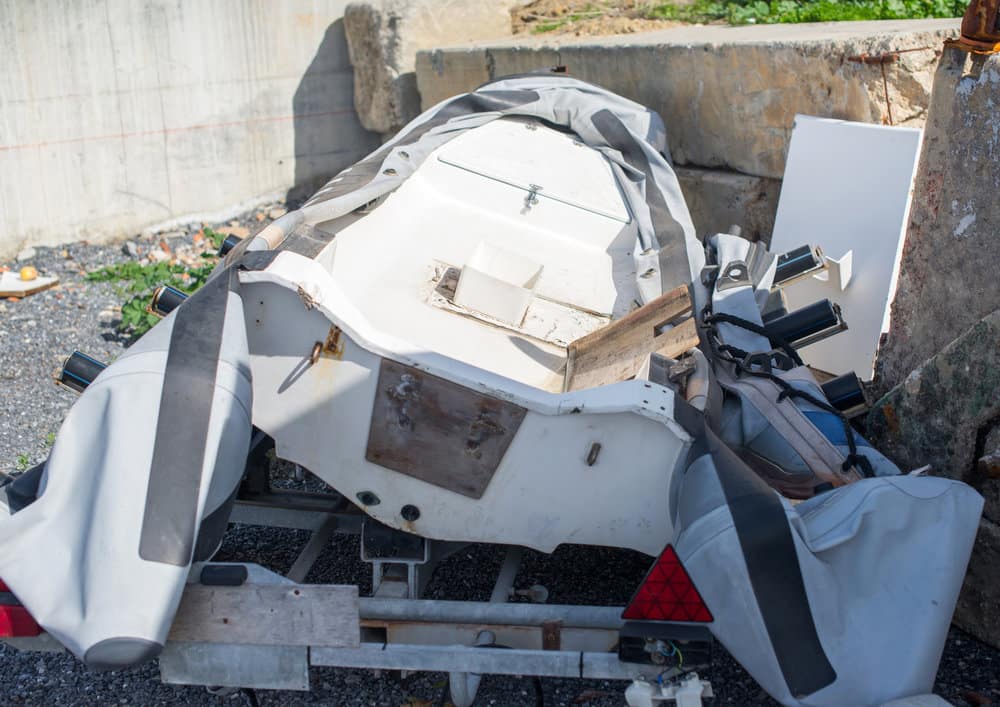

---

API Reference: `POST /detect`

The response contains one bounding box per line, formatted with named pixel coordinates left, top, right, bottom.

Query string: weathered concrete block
left=344, top=0, right=520, bottom=135
left=416, top=19, right=958, bottom=179
left=868, top=309, right=1000, bottom=647
left=675, top=167, right=781, bottom=244
left=876, top=48, right=1000, bottom=393
left=955, top=517, right=1000, bottom=650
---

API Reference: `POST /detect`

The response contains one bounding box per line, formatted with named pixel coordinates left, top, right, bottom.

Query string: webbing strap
left=139, top=252, right=276, bottom=566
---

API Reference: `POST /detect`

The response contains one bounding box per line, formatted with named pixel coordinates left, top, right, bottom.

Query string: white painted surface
left=438, top=118, right=631, bottom=223
left=770, top=115, right=922, bottom=380
left=326, top=118, right=640, bottom=392
left=454, top=242, right=543, bottom=326
left=0, top=0, right=380, bottom=257
left=241, top=253, right=691, bottom=555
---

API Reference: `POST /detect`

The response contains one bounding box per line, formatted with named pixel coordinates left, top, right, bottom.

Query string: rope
left=703, top=310, right=804, bottom=367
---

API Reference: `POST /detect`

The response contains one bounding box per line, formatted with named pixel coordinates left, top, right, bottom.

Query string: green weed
left=87, top=228, right=223, bottom=337
left=645, top=0, right=966, bottom=25
left=15, top=453, right=30, bottom=471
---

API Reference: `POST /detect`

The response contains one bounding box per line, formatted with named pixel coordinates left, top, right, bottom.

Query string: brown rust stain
left=323, top=325, right=344, bottom=359
left=881, top=403, right=900, bottom=436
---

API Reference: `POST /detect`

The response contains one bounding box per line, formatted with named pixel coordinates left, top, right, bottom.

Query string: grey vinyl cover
left=0, top=287, right=252, bottom=664
left=674, top=426, right=982, bottom=706
left=686, top=233, right=984, bottom=704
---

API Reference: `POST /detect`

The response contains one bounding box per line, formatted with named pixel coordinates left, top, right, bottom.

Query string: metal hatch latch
left=523, top=184, right=543, bottom=211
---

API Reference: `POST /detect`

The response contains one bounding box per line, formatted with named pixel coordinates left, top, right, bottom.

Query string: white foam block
left=770, top=115, right=922, bottom=380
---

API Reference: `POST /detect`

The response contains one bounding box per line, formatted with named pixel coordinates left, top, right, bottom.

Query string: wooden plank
left=366, top=359, right=527, bottom=499
left=564, top=285, right=696, bottom=391
left=168, top=584, right=359, bottom=647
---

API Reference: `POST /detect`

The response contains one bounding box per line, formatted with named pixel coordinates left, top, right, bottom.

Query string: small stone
left=147, top=249, right=169, bottom=263
left=216, top=225, right=250, bottom=239
left=255, top=211, right=266, bottom=222
left=268, top=207, right=287, bottom=219
left=16, top=247, right=36, bottom=262
left=121, top=242, right=139, bottom=258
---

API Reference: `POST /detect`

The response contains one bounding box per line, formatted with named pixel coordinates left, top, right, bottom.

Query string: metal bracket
left=362, top=520, right=431, bottom=599
left=818, top=249, right=853, bottom=291
left=625, top=673, right=714, bottom=707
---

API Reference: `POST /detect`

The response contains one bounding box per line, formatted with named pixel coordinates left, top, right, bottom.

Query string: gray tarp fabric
left=685, top=233, right=983, bottom=705
left=0, top=280, right=252, bottom=666
left=706, top=233, right=901, bottom=493
left=674, top=425, right=982, bottom=706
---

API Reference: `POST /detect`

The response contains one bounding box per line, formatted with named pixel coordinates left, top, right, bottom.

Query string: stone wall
left=676, top=167, right=781, bottom=243
left=415, top=19, right=959, bottom=180
left=868, top=309, right=1000, bottom=648
left=0, top=0, right=380, bottom=259
left=344, top=0, right=523, bottom=135
left=868, top=47, right=1000, bottom=649
left=876, top=47, right=1000, bottom=393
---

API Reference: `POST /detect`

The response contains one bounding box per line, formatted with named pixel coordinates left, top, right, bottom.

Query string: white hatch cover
left=770, top=115, right=922, bottom=381
left=437, top=117, right=631, bottom=223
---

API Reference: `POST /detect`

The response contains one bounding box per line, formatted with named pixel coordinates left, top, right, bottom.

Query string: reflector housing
left=622, top=545, right=713, bottom=622
left=0, top=578, right=42, bottom=637
left=0, top=606, right=42, bottom=638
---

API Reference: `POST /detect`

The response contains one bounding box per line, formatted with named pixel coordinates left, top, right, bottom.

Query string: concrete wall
left=415, top=19, right=959, bottom=180
left=0, top=0, right=380, bottom=258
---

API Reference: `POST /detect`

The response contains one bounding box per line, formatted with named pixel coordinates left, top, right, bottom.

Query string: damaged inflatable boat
left=0, top=75, right=984, bottom=707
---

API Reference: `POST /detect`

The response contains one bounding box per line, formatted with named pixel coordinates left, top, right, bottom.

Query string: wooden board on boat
left=563, top=285, right=698, bottom=392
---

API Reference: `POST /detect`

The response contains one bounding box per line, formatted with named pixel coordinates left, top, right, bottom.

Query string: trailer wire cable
left=701, top=306, right=875, bottom=478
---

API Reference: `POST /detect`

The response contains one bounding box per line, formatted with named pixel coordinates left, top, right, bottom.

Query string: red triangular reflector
left=622, top=545, right=713, bottom=623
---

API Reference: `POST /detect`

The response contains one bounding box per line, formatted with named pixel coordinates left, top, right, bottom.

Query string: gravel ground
left=1, top=212, right=998, bottom=707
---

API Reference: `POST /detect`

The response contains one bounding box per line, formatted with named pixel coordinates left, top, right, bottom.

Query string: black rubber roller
left=58, top=351, right=108, bottom=393
left=821, top=372, right=868, bottom=413
left=150, top=285, right=188, bottom=316
left=218, top=234, right=243, bottom=256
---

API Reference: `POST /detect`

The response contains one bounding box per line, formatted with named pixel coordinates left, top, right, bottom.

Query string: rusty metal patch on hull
left=366, top=359, right=527, bottom=499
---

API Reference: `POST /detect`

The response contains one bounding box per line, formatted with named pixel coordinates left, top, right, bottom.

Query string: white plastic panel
left=770, top=115, right=922, bottom=380
left=437, top=117, right=631, bottom=223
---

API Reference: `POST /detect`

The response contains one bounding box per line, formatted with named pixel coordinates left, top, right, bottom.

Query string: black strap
left=139, top=252, right=277, bottom=566
left=700, top=425, right=838, bottom=697
left=703, top=310, right=803, bottom=367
